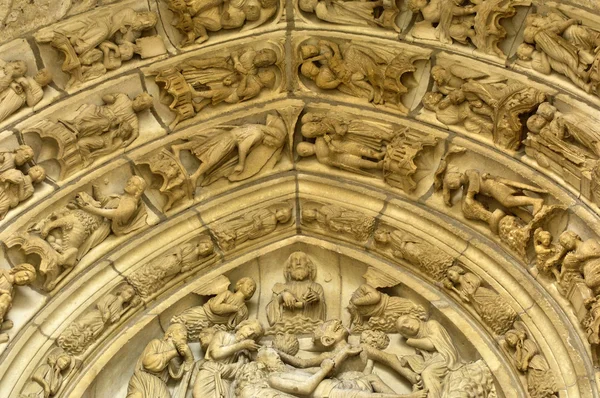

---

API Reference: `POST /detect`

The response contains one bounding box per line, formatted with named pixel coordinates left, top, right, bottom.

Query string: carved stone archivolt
left=4, top=1, right=600, bottom=397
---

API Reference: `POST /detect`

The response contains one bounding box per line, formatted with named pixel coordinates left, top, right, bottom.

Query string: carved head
left=407, top=0, right=428, bottom=12
left=243, top=4, right=261, bottom=21
left=284, top=251, right=316, bottom=281
left=132, top=11, right=158, bottom=31
left=296, top=142, right=315, bottom=157
left=15, top=145, right=34, bottom=166
left=526, top=114, right=547, bottom=134
left=373, top=228, right=390, bottom=244
left=118, top=285, right=137, bottom=302
left=133, top=93, right=154, bottom=112
left=504, top=329, right=520, bottom=348
left=165, top=322, right=188, bottom=344
left=56, top=353, right=72, bottom=370
left=235, top=277, right=257, bottom=300
left=256, top=347, right=285, bottom=371
left=275, top=207, right=292, bottom=223
left=118, top=42, right=137, bottom=61
left=523, top=26, right=536, bottom=44
left=446, top=265, right=465, bottom=283
left=300, top=45, right=320, bottom=60
left=558, top=231, right=581, bottom=251
left=396, top=314, right=422, bottom=338
left=536, top=102, right=557, bottom=121
left=4, top=60, right=27, bottom=78
left=197, top=236, right=214, bottom=257
left=12, top=263, right=36, bottom=285
left=534, top=228, right=552, bottom=247
left=421, top=92, right=442, bottom=111
left=260, top=0, right=278, bottom=7
left=298, top=0, right=318, bottom=12
left=124, top=175, right=147, bottom=197
left=300, top=61, right=320, bottom=80
left=258, top=70, right=276, bottom=89
left=254, top=49, right=277, bottom=68
left=273, top=332, right=300, bottom=356
left=431, top=66, right=449, bottom=86
left=516, top=44, right=535, bottom=61
left=235, top=319, right=264, bottom=342
left=28, top=166, right=46, bottom=184
left=33, top=68, right=52, bottom=87
left=360, top=330, right=390, bottom=350
left=313, top=319, right=348, bottom=349
left=199, top=327, right=217, bottom=351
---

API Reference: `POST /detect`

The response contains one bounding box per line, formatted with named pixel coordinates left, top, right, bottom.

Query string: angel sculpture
left=299, top=39, right=417, bottom=112
left=171, top=113, right=287, bottom=188
left=156, top=48, right=278, bottom=128
left=166, top=0, right=278, bottom=46
left=426, top=64, right=546, bottom=150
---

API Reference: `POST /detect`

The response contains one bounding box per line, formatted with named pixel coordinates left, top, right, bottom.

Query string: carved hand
left=281, top=291, right=297, bottom=308
left=241, top=339, right=260, bottom=351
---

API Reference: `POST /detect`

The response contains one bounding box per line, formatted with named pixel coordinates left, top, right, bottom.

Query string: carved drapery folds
left=301, top=200, right=375, bottom=242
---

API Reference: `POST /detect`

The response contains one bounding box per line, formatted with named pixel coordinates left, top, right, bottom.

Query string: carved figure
left=25, top=92, right=154, bottom=179
left=301, top=202, right=375, bottom=241
left=127, top=237, right=214, bottom=298
left=396, top=315, right=496, bottom=398
left=373, top=228, right=455, bottom=280
left=35, top=9, right=164, bottom=88
left=0, top=145, right=35, bottom=173
left=212, top=203, right=292, bottom=250
left=266, top=251, right=326, bottom=333
left=525, top=103, right=600, bottom=178
left=126, top=323, right=194, bottom=398
left=520, top=11, right=600, bottom=96
left=171, top=277, right=256, bottom=339
left=155, top=48, right=278, bottom=128
left=7, top=176, right=147, bottom=291
left=503, top=326, right=558, bottom=398
left=532, top=228, right=560, bottom=277
left=407, top=0, right=527, bottom=57
left=0, top=60, right=52, bottom=123
left=348, top=284, right=427, bottom=332
left=424, top=65, right=546, bottom=150
left=299, top=39, right=418, bottom=112
left=19, top=349, right=73, bottom=398
left=553, top=231, right=600, bottom=296
left=166, top=0, right=278, bottom=46
left=193, top=319, right=264, bottom=398
left=443, top=265, right=517, bottom=335
left=172, top=113, right=287, bottom=188
left=0, top=263, right=36, bottom=343
left=57, top=284, right=140, bottom=354
left=0, top=165, right=46, bottom=220
left=583, top=296, right=600, bottom=345
left=298, top=0, right=399, bottom=31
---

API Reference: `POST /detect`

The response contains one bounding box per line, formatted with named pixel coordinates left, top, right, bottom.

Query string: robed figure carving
left=266, top=251, right=326, bottom=333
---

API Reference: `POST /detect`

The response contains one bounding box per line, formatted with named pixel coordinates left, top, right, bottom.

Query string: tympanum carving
left=35, top=8, right=166, bottom=89
left=0, top=60, right=52, bottom=123
left=6, top=175, right=148, bottom=291
left=24, top=92, right=154, bottom=180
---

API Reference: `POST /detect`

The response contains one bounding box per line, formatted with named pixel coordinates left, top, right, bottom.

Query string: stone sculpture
left=25, top=92, right=154, bottom=179
left=192, top=319, right=264, bottom=398
left=297, top=112, right=438, bottom=192
left=154, top=47, right=279, bottom=128
left=552, top=231, right=600, bottom=297
left=423, top=64, right=546, bottom=150
left=35, top=8, right=165, bottom=89
left=266, top=251, right=326, bottom=333
left=348, top=283, right=427, bottom=332
left=519, top=11, right=600, bottom=96
left=407, top=0, right=528, bottom=57
left=298, top=39, right=419, bottom=112
left=298, top=0, right=400, bottom=31
left=56, top=284, right=140, bottom=355
left=503, top=324, right=558, bottom=398
left=374, top=227, right=455, bottom=281
left=583, top=295, right=600, bottom=345
left=0, top=165, right=46, bottom=221
left=301, top=201, right=375, bottom=242
left=443, top=265, right=517, bottom=335
left=127, top=236, right=214, bottom=298
left=396, top=314, right=497, bottom=398
left=6, top=176, right=147, bottom=291
left=212, top=202, right=292, bottom=251
left=0, top=263, right=36, bottom=343
left=126, top=323, right=194, bottom=398
left=532, top=228, right=560, bottom=277
left=525, top=102, right=600, bottom=205
left=0, top=60, right=52, bottom=123
left=19, top=348, right=74, bottom=398
left=0, top=145, right=35, bottom=173
left=171, top=113, right=288, bottom=188
left=171, top=277, right=256, bottom=339
left=166, top=0, right=278, bottom=46
left=434, top=151, right=562, bottom=257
